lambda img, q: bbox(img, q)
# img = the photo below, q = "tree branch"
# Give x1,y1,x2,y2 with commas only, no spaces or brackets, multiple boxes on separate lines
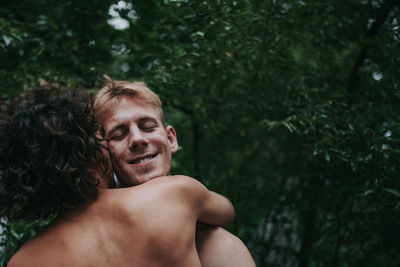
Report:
346,1,398,103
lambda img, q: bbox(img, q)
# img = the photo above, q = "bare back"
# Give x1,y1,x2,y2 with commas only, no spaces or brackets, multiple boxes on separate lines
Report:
8,177,205,267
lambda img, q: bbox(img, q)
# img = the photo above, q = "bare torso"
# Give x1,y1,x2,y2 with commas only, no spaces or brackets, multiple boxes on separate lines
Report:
8,177,201,267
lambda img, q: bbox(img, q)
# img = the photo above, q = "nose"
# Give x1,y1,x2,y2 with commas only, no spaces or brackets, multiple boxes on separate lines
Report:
128,126,148,150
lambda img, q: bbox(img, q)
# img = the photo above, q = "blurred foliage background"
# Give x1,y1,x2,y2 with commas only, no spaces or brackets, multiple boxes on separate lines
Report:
1,0,400,266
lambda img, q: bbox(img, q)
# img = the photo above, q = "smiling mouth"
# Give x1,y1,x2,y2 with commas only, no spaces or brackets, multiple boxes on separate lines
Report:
130,155,157,164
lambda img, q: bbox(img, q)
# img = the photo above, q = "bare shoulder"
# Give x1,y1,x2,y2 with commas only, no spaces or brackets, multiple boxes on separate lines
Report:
7,239,45,267
142,175,201,187
141,175,207,204
7,253,30,267
147,175,206,194
110,176,205,215
120,175,204,200
7,254,19,267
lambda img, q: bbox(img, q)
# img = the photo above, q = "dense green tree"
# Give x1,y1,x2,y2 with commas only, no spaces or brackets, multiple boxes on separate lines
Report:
0,0,116,95
1,1,400,266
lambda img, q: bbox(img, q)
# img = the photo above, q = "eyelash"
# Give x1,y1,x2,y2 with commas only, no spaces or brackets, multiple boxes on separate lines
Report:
110,124,156,140
111,133,125,140
141,125,156,131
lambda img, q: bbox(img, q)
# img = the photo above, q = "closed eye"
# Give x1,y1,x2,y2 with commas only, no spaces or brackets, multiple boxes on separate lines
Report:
114,135,125,141
139,119,159,131
109,128,127,141
110,133,125,141
141,124,157,131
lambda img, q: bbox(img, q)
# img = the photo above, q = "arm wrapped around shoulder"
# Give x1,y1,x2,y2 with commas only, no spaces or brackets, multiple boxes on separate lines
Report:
168,175,235,227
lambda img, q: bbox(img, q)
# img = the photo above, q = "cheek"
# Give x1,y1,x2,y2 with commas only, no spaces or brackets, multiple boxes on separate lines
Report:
162,152,172,165
109,143,124,157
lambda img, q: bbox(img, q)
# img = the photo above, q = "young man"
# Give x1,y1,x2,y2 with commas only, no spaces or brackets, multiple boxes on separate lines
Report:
1,89,234,266
94,79,256,267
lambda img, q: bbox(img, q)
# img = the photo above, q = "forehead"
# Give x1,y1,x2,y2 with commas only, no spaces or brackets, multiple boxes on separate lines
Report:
98,97,162,130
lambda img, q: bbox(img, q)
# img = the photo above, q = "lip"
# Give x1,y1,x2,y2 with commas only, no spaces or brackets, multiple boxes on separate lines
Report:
128,153,157,166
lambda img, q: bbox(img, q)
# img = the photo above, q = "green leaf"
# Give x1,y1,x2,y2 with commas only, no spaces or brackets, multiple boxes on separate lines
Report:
383,188,400,198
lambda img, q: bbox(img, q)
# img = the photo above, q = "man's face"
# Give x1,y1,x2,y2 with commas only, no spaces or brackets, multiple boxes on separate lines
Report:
98,96,178,186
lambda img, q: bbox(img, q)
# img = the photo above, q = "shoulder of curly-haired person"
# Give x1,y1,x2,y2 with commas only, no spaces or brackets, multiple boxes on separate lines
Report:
0,87,107,220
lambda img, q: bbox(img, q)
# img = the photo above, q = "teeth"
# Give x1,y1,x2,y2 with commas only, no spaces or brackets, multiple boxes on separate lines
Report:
132,156,154,164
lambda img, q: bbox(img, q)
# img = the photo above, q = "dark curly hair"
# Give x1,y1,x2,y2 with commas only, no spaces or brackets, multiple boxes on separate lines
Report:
0,86,109,220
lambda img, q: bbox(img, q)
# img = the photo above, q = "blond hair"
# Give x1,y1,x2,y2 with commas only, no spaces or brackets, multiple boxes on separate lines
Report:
94,76,166,127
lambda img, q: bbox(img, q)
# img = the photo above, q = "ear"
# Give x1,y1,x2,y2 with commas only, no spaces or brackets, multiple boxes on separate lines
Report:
166,125,178,154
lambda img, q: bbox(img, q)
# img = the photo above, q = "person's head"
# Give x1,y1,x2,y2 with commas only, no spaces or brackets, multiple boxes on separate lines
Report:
0,87,111,220
94,78,178,187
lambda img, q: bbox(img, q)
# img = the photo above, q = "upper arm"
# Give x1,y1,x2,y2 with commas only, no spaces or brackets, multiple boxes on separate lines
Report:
167,175,235,227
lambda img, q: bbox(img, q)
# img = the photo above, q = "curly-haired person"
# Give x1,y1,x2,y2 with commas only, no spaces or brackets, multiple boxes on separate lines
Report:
1,88,234,267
